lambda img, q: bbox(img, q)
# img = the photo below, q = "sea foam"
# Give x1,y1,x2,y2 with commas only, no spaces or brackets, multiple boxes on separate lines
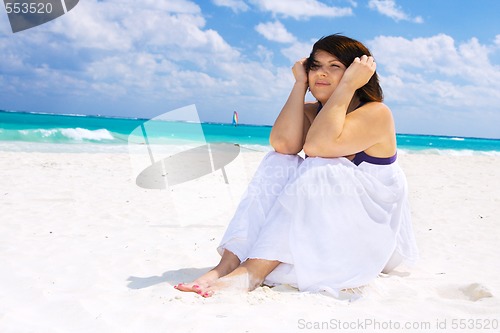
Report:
59,128,114,141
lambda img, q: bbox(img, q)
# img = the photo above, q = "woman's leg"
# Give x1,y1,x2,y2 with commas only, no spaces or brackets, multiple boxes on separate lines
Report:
175,152,302,295
217,151,302,260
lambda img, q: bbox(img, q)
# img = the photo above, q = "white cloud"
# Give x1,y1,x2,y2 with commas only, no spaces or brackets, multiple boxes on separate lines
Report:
368,0,423,23
1,0,240,81
56,1,239,62
370,34,498,85
281,40,315,63
369,34,500,137
212,0,250,12
255,21,296,43
49,0,205,50
348,0,358,7
495,34,500,47
250,0,353,20
255,45,274,64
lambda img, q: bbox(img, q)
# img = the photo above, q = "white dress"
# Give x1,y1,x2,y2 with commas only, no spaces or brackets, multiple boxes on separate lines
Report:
217,151,418,296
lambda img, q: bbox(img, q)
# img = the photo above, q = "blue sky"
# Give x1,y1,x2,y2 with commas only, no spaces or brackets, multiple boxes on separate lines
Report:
1,0,499,138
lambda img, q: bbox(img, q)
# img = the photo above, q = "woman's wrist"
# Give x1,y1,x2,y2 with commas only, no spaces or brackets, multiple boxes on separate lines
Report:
293,81,309,91
336,79,359,93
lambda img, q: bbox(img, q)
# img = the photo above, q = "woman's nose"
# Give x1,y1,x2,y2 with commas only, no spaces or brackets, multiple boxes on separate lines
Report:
317,66,328,76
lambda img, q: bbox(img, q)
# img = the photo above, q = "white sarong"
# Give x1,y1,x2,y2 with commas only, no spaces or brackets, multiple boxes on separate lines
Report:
217,151,418,296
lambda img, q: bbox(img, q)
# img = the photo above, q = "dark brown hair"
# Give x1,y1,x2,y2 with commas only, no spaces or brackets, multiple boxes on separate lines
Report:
307,34,383,103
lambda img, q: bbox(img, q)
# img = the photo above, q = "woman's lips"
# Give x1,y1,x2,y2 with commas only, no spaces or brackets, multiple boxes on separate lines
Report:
315,81,330,86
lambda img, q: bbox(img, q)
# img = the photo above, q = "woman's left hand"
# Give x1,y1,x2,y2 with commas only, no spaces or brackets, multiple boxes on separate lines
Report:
341,55,376,90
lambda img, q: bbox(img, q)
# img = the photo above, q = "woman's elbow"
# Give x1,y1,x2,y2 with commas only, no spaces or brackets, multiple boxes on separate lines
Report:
302,140,320,157
270,137,301,155
303,138,336,157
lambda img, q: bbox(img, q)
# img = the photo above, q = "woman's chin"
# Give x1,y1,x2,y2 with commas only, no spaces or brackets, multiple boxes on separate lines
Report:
310,91,331,104
311,95,329,105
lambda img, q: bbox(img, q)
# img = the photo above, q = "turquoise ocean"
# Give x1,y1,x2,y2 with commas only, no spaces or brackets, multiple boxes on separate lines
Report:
1,109,499,155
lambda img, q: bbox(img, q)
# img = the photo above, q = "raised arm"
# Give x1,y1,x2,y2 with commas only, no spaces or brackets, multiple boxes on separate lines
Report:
270,58,312,154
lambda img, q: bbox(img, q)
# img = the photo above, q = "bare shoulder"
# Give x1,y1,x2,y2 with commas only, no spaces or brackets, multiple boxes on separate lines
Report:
355,102,397,155
350,102,394,127
357,101,392,116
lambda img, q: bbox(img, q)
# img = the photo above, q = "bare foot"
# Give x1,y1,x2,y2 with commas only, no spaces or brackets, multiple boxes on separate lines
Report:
174,269,220,296
195,259,280,298
173,250,240,296
199,270,256,298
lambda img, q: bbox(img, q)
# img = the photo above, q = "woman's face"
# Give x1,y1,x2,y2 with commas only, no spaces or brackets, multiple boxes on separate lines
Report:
307,50,347,104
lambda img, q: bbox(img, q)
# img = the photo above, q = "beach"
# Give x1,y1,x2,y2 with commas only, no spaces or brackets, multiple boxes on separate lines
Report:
1,146,499,333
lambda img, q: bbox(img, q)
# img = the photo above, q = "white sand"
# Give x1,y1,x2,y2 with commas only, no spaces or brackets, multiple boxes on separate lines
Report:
1,147,499,332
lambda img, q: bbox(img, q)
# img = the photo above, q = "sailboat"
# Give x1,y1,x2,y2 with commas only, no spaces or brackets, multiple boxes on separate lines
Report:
232,111,238,126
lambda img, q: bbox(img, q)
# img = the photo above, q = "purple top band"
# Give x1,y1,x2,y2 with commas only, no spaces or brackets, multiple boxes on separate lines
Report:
352,151,397,166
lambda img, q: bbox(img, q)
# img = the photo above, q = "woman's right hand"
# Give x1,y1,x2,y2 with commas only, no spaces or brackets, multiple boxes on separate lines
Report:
292,58,308,85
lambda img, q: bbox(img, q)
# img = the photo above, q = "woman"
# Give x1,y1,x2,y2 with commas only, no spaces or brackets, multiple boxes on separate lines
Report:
175,34,418,298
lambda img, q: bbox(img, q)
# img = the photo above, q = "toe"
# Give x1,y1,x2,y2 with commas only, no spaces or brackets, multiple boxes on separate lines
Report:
174,283,197,292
